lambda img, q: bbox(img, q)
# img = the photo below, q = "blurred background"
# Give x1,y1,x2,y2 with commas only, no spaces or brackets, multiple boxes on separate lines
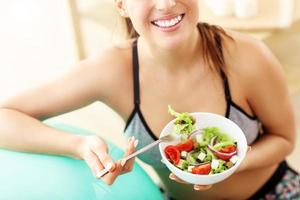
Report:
0,0,299,183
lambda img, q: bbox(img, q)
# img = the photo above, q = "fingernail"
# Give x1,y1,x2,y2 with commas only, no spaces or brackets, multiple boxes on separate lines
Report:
133,139,139,148
96,171,101,178
194,185,200,190
169,174,175,180
96,169,105,178
132,136,135,141
127,136,133,142
121,159,126,167
105,162,113,171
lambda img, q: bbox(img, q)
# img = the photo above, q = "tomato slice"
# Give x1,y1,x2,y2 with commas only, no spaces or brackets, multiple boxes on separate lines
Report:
191,163,211,175
220,145,237,153
175,139,194,152
164,145,180,164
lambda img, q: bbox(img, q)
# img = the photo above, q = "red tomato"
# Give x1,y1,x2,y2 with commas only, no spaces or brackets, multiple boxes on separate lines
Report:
175,139,194,152
220,145,237,153
164,145,180,164
191,163,211,175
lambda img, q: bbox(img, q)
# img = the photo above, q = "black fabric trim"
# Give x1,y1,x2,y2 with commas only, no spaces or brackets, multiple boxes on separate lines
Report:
221,71,232,119
219,69,232,103
230,101,257,120
287,165,299,175
248,160,288,200
127,36,257,142
129,39,158,141
136,107,159,141
123,39,140,133
225,99,231,118
132,39,140,105
124,105,138,132
123,105,159,141
219,67,257,121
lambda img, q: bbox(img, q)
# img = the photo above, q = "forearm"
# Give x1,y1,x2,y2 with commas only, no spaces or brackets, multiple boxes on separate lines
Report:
0,108,82,158
239,133,294,172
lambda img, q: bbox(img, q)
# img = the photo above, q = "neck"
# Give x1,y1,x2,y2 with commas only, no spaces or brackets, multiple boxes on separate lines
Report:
138,28,202,72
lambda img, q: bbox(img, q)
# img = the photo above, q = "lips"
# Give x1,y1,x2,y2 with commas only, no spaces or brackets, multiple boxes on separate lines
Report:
151,14,185,29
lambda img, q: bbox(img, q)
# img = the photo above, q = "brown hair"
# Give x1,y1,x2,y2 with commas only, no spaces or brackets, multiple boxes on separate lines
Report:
122,18,232,74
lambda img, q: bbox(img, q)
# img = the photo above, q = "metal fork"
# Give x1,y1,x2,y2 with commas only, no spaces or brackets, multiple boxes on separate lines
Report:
96,133,178,178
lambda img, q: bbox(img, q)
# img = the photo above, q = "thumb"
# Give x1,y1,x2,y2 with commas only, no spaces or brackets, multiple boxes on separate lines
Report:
121,136,138,172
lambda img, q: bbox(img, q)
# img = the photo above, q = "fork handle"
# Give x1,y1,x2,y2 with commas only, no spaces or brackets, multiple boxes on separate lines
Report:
96,139,162,178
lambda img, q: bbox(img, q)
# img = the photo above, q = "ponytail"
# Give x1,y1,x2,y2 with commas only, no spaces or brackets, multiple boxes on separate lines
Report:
124,18,139,39
197,22,233,74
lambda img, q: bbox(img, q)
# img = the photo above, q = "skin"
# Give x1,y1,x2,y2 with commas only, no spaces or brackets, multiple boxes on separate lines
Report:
0,0,296,199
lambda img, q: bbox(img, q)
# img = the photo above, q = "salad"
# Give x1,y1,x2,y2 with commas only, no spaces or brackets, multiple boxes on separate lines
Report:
164,106,239,175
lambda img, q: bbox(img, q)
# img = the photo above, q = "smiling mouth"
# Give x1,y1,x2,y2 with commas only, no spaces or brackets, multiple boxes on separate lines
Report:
151,14,185,29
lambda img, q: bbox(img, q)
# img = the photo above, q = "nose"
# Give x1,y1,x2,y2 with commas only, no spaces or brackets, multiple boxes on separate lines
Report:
155,0,176,11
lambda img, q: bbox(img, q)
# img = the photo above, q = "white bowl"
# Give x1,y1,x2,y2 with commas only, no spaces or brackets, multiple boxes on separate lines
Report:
158,112,247,185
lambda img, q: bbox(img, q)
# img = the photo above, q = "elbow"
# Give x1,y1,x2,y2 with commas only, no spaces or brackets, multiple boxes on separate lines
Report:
285,133,296,156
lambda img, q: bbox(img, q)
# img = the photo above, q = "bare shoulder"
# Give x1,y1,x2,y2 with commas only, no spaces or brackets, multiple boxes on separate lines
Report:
86,40,134,93
88,40,133,78
222,30,294,129
223,30,295,144
222,29,285,91
0,40,135,120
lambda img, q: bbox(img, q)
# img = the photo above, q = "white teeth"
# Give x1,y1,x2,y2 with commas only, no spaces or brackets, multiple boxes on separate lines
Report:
153,14,183,28
177,15,182,21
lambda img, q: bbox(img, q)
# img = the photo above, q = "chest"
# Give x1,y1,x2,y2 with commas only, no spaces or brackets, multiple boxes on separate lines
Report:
115,61,252,139
137,73,228,138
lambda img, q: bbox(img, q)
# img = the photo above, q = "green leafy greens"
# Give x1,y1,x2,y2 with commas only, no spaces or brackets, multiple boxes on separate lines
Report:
168,105,196,135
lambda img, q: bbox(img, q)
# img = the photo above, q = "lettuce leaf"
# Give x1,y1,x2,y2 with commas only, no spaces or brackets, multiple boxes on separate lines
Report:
168,105,195,135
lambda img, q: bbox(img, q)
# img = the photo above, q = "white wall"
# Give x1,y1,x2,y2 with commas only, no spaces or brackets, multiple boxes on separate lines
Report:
0,0,77,99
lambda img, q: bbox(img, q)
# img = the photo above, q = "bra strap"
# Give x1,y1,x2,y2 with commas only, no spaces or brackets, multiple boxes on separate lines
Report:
214,32,232,103
220,69,232,102
132,39,140,105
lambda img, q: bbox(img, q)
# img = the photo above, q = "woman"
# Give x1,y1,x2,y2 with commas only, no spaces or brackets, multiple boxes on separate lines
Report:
0,0,298,199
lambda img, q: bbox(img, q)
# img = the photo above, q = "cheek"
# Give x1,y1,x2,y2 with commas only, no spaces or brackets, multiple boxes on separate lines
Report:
129,15,148,35
185,0,200,22
127,10,150,34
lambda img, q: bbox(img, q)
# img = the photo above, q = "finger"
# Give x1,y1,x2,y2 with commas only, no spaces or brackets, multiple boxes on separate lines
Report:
194,184,213,191
84,151,104,177
169,173,189,184
247,146,252,152
101,162,124,185
120,136,136,167
93,148,116,173
121,137,138,173
100,137,137,184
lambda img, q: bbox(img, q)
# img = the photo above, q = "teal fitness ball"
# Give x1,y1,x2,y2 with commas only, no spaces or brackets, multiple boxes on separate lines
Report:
0,123,164,200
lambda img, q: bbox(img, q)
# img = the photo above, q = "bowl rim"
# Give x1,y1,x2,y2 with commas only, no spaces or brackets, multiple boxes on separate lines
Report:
158,112,248,178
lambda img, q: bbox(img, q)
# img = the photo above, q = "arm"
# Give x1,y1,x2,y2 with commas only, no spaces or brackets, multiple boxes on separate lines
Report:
236,38,296,172
0,45,137,184
0,108,82,158
0,53,106,155
169,34,296,190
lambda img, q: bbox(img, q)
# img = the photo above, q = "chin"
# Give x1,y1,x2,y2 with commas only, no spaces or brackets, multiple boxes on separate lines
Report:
156,40,185,50
153,32,192,50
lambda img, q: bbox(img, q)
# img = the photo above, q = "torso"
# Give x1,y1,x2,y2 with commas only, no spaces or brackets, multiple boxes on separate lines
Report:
96,33,279,200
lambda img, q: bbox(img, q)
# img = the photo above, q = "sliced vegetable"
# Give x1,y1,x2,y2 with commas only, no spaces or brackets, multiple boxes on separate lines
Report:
208,144,237,161
191,163,211,175
165,145,180,164
220,145,237,154
175,139,194,152
176,159,189,170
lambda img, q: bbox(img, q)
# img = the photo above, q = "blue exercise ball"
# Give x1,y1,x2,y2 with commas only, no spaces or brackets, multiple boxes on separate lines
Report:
0,123,164,200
